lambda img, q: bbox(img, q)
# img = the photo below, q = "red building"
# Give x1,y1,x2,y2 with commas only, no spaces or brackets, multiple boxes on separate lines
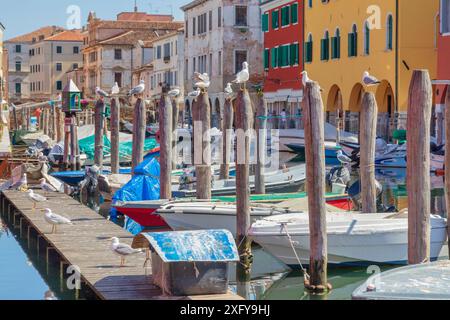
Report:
260,0,303,128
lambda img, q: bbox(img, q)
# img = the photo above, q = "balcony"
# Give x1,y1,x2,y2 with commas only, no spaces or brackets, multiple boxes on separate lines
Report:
163,56,171,63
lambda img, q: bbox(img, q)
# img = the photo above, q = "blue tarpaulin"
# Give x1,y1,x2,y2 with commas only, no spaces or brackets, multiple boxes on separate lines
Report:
110,157,161,235
141,230,239,262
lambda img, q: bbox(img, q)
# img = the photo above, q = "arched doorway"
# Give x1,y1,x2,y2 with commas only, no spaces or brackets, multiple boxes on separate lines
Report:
376,80,395,140
326,85,344,127
347,83,365,133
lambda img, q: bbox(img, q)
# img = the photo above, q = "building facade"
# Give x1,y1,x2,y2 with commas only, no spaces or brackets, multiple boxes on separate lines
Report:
0,22,6,105
4,26,65,103
27,30,84,101
182,0,264,128
260,0,303,129
437,0,450,111
304,0,438,139
82,11,182,97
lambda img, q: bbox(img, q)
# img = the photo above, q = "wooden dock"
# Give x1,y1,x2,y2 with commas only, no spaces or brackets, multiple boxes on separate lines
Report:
0,190,242,300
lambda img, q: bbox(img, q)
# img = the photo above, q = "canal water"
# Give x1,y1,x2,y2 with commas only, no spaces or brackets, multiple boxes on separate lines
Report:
0,163,447,300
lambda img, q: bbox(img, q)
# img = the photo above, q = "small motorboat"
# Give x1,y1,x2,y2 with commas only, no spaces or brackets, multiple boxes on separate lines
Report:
352,260,450,300
249,211,447,266
285,143,341,165
51,167,132,186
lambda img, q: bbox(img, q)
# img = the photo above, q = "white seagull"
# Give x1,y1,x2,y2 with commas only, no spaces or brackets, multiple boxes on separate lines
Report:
301,71,323,92
194,72,210,89
42,208,72,234
188,88,201,99
95,86,109,98
224,82,233,99
27,189,47,210
168,88,181,97
111,82,120,95
232,62,250,89
362,71,381,86
110,237,143,267
13,173,28,191
128,80,146,96
37,152,48,163
39,178,57,194
336,150,353,165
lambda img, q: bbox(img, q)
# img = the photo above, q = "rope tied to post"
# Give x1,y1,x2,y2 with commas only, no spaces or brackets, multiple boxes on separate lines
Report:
280,222,310,282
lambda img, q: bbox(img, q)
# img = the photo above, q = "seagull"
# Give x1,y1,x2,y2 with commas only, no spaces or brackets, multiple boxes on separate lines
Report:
27,189,47,210
110,237,143,267
111,82,120,95
168,88,181,97
194,72,210,89
95,86,109,98
44,290,57,300
362,71,381,86
224,82,233,99
39,178,57,194
336,150,353,165
13,173,28,191
301,71,323,92
232,62,250,89
128,80,146,96
42,208,72,234
37,152,48,163
188,88,201,99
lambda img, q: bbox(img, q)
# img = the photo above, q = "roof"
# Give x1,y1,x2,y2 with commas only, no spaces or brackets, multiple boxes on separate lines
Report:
63,79,81,92
44,29,84,42
152,29,183,43
117,12,174,22
181,0,209,12
6,26,64,43
98,30,160,46
137,230,239,262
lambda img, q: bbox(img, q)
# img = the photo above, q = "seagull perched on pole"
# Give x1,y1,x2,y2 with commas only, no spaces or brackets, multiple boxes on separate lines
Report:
224,82,233,99
188,88,201,100
232,61,249,90
301,71,323,92
168,87,181,97
42,208,72,234
27,189,47,210
128,80,146,97
111,82,120,95
336,150,353,165
362,71,381,86
110,237,144,267
95,86,109,99
39,178,57,194
193,72,210,90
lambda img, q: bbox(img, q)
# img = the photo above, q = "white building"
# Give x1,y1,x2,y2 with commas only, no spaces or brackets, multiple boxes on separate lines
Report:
0,22,5,105
181,0,263,128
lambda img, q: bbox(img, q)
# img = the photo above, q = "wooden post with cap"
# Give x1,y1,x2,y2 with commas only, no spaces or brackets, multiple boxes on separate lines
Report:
220,97,234,180
159,85,173,199
110,97,120,174
94,99,105,170
255,92,267,194
131,97,146,173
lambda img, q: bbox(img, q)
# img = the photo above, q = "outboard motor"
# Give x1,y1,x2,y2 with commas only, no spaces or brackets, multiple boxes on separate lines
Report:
347,179,395,212
326,166,351,189
79,165,100,195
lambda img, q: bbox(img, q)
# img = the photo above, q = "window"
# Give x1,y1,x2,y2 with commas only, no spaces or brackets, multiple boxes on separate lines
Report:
308,0,312,8
157,46,161,59
193,57,196,75
56,63,62,71
348,25,358,57
193,17,196,36
72,63,78,70
387,14,394,50
291,3,298,24
218,51,222,75
364,21,370,55
56,46,62,54
197,13,207,34
163,43,170,60
209,10,213,31
441,0,450,33
321,31,330,61
115,73,122,87
304,34,313,63
185,21,189,38
15,61,21,72
331,28,341,59
89,51,97,62
278,45,289,67
73,46,79,54
15,45,21,53
262,13,269,32
209,53,213,76
235,50,247,73
281,6,290,27
271,47,278,68
114,49,122,60
218,7,222,27
272,10,279,29
185,59,189,80
235,6,248,27
290,43,299,65
264,48,269,69
15,83,21,94
56,81,62,91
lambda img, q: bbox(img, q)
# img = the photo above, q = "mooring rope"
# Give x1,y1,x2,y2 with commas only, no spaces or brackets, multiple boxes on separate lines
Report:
280,222,310,281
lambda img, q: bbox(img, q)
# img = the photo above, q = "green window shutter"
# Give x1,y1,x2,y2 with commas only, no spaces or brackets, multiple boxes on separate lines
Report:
278,46,282,66
271,47,278,68
348,33,355,57
291,3,298,24
264,49,269,69
262,14,269,32
321,39,329,61
337,36,341,58
304,41,313,63
290,43,298,65
281,6,290,26
331,37,336,59
272,10,279,29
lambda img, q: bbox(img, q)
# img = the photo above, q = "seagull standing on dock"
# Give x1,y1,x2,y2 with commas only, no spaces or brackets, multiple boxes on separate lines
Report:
362,71,381,86
110,237,143,267
39,178,57,194
27,189,47,210
95,86,109,99
42,208,72,234
193,72,210,90
336,150,353,165
111,82,120,95
232,62,249,90
128,80,146,97
13,173,28,191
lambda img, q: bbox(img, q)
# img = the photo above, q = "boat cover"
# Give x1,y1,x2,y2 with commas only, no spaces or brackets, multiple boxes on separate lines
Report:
110,157,161,234
140,229,239,262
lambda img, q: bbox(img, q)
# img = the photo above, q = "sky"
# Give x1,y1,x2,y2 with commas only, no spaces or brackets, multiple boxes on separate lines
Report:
0,0,186,40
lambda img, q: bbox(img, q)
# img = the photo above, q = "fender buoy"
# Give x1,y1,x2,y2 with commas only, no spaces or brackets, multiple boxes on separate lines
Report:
155,130,161,143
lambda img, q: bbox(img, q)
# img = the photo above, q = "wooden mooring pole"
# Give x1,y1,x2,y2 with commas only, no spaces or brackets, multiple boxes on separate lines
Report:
62,115,70,169
220,98,234,180
171,98,179,170
160,88,173,199
131,98,146,173
193,91,212,199
255,93,267,194
235,89,254,296
110,98,120,174
407,70,432,264
360,92,378,213
303,81,329,292
443,83,450,258
94,100,105,170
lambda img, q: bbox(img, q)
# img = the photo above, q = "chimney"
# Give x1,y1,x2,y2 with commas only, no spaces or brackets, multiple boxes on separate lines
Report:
134,0,138,12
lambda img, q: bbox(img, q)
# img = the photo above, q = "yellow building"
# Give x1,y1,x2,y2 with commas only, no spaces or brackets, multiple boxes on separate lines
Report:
304,0,438,137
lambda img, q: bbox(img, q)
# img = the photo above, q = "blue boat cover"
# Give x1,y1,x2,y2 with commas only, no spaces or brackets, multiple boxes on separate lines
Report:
141,229,239,262
110,157,161,235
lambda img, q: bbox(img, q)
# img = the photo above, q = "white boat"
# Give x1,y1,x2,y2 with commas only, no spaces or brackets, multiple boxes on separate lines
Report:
249,212,447,266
